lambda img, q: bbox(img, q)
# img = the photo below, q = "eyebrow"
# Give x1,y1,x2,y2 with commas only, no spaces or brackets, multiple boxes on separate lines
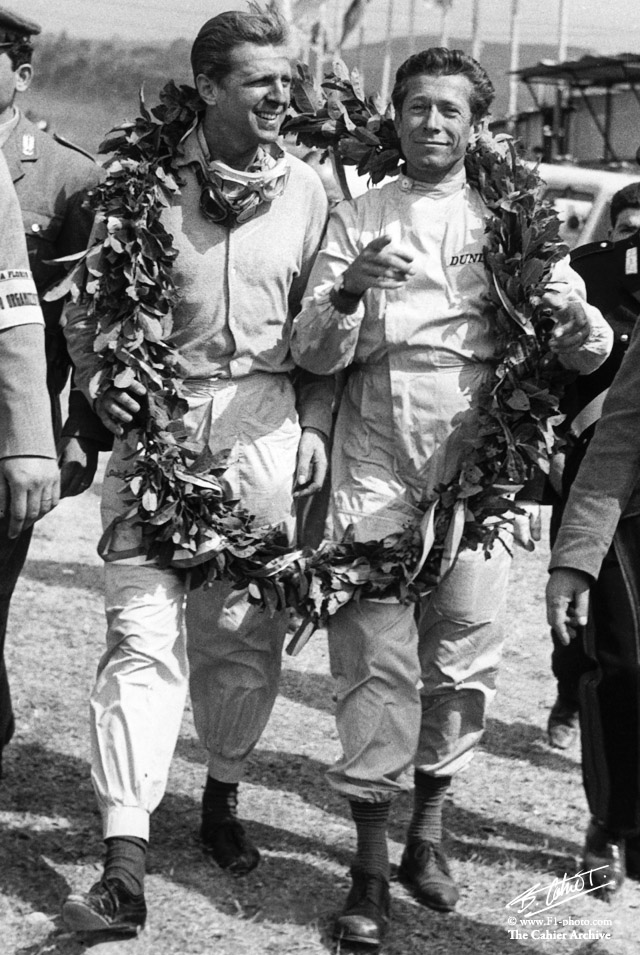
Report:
407,95,465,108
239,68,292,83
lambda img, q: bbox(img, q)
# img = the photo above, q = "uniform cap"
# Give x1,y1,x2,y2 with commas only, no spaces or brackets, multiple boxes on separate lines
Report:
0,6,41,46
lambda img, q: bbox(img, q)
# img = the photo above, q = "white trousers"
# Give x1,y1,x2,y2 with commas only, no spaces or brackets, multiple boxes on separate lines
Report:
92,375,299,840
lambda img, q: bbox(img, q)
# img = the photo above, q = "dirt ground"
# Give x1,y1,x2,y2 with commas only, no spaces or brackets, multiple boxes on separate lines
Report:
1,460,639,955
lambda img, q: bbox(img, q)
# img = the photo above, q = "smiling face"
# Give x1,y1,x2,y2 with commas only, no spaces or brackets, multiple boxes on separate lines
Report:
395,73,480,184
197,42,291,169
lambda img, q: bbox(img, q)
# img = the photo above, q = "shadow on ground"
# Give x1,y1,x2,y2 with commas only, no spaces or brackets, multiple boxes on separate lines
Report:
3,741,576,955
19,560,103,593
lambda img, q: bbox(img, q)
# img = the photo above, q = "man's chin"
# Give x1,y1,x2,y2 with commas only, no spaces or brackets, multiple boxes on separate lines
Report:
408,156,463,180
254,129,282,147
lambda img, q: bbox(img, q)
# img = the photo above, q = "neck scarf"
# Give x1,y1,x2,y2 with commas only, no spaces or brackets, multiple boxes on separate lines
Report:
194,125,290,226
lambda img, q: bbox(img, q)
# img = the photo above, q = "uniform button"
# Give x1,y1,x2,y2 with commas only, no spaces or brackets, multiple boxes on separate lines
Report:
621,334,630,343
31,223,41,232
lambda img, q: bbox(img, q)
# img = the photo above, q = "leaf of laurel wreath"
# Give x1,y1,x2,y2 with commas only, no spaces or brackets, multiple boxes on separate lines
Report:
47,65,571,651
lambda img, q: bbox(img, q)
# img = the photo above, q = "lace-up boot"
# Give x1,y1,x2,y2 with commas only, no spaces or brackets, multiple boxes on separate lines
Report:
62,878,147,935
398,840,459,911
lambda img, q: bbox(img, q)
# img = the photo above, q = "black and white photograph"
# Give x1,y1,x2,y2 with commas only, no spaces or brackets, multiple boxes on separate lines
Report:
1,1,640,952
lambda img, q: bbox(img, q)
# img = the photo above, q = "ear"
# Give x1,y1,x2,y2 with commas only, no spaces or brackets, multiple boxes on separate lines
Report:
195,73,220,107
14,63,32,94
394,106,404,140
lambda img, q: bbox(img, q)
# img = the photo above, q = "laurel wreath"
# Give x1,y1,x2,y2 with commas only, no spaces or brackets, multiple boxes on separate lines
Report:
50,62,570,653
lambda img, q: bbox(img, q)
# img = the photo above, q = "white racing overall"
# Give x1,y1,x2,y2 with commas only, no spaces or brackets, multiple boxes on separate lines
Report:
292,168,611,800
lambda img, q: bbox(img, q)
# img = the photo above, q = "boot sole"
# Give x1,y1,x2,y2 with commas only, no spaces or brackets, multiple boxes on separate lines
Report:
62,899,144,935
333,927,382,947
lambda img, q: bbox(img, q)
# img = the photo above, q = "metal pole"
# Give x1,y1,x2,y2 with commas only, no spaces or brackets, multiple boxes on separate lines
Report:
439,2,450,47
408,0,418,56
471,0,482,62
604,85,613,163
557,0,569,62
380,0,396,105
554,0,569,157
507,0,521,129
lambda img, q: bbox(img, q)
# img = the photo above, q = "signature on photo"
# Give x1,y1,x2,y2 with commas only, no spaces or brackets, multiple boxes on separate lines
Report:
506,867,611,917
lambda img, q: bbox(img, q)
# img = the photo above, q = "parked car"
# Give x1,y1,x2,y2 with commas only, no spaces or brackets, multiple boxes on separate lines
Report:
537,163,640,249
326,156,640,252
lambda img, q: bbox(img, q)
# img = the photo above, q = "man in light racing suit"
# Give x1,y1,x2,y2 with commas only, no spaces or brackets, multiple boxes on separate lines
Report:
60,7,330,937
292,47,612,945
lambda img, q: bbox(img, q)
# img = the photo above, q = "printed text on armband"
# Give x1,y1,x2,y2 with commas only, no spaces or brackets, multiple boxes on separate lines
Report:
0,271,42,329
0,269,31,281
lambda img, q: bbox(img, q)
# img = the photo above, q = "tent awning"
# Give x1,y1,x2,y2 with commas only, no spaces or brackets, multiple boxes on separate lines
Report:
515,54,640,88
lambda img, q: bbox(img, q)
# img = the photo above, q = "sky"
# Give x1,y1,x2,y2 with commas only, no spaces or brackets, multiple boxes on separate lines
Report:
19,0,640,55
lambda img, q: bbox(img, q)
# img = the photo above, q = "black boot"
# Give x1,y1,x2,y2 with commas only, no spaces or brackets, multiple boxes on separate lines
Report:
333,865,390,947
583,818,626,896
201,777,260,875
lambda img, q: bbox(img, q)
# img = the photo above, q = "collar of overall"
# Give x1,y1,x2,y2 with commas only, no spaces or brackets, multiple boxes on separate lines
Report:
193,125,290,226
49,78,570,644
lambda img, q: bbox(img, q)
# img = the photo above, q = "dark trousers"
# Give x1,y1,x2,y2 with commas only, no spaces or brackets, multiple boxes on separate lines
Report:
0,516,33,751
579,516,640,834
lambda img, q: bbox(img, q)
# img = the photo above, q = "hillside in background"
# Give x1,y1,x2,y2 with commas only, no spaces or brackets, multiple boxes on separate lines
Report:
26,32,585,155
350,35,586,118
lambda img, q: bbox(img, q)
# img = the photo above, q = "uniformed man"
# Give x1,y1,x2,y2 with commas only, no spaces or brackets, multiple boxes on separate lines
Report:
0,6,109,776
546,181,640,895
0,148,59,775
546,185,640,751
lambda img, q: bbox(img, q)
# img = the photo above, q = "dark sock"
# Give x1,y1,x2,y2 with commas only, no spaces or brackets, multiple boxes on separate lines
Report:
406,771,451,846
349,799,391,880
104,836,147,897
202,776,239,827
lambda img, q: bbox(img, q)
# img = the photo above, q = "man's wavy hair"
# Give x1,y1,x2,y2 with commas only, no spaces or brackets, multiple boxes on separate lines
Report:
191,2,289,84
391,48,495,122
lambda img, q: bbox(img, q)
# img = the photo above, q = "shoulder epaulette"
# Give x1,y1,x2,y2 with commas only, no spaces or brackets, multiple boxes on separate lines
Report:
570,239,612,264
52,132,96,163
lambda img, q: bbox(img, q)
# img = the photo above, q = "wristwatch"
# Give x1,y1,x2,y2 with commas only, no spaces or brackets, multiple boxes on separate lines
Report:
329,273,364,314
